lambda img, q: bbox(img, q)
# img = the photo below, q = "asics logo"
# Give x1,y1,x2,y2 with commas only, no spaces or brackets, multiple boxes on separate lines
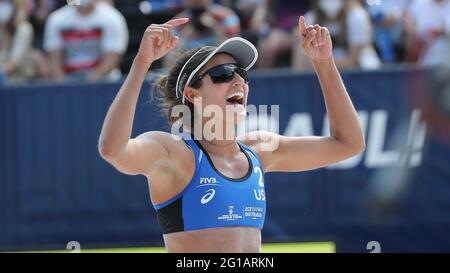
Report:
200,189,216,204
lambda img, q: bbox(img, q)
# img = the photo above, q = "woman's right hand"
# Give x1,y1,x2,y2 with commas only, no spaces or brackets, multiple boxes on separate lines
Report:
137,18,190,64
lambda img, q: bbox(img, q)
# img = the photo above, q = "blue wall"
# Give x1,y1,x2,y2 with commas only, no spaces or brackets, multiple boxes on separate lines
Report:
1,68,450,252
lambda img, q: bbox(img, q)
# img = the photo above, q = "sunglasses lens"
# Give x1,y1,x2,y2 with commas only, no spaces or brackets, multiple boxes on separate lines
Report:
206,64,248,84
208,64,236,83
235,67,248,83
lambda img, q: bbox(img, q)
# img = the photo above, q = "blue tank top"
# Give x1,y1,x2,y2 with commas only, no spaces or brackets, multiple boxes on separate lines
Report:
153,133,266,234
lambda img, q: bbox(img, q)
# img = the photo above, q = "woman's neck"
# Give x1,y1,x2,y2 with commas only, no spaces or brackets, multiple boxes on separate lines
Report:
187,120,242,157
198,138,241,159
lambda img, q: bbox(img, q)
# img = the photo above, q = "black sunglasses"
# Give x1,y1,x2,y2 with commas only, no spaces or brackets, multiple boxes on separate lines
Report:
189,63,249,88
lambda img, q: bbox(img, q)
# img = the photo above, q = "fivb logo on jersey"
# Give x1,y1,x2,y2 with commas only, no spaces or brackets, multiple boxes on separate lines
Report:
200,177,218,184
198,177,219,187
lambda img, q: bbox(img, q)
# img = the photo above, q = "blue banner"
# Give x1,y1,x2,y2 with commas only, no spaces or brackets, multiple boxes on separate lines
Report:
1,68,449,252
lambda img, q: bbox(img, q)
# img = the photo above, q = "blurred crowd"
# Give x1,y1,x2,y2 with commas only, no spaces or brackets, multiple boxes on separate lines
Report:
0,0,449,85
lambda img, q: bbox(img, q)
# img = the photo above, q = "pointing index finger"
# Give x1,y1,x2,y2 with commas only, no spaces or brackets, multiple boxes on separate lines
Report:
299,16,308,36
166,17,190,27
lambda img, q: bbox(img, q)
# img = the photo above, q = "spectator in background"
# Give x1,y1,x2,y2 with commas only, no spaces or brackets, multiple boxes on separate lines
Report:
366,0,411,63
25,0,55,24
21,0,57,50
217,0,264,46
163,0,240,67
251,0,309,68
293,0,381,71
0,0,36,83
43,0,128,82
404,0,450,67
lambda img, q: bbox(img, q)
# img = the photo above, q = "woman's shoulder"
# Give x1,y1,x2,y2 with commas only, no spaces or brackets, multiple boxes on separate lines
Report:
238,131,280,155
138,131,193,157
238,131,279,173
138,131,186,148
137,131,195,176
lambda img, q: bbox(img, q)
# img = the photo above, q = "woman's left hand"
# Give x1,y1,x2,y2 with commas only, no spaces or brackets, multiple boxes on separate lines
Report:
298,16,333,61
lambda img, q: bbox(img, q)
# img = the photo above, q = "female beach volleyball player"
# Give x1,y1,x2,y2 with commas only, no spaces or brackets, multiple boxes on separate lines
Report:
98,16,365,253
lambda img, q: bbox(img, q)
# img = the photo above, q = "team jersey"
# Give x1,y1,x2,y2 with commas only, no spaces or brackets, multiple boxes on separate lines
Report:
154,133,266,234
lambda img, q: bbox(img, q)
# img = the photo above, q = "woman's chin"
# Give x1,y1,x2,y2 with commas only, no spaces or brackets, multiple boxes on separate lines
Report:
235,110,247,124
228,104,246,124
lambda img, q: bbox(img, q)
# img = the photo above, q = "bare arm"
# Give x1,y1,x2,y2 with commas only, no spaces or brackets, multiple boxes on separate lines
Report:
266,59,364,172
4,22,33,75
98,18,189,176
245,17,365,173
48,49,65,81
89,52,122,81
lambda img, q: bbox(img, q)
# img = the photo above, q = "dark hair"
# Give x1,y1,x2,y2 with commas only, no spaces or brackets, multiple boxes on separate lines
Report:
155,48,202,129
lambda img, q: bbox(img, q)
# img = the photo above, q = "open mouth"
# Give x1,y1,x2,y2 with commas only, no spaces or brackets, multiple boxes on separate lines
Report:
226,92,244,105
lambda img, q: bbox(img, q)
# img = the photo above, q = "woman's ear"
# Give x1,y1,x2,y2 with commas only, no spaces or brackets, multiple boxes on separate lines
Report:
184,87,201,104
